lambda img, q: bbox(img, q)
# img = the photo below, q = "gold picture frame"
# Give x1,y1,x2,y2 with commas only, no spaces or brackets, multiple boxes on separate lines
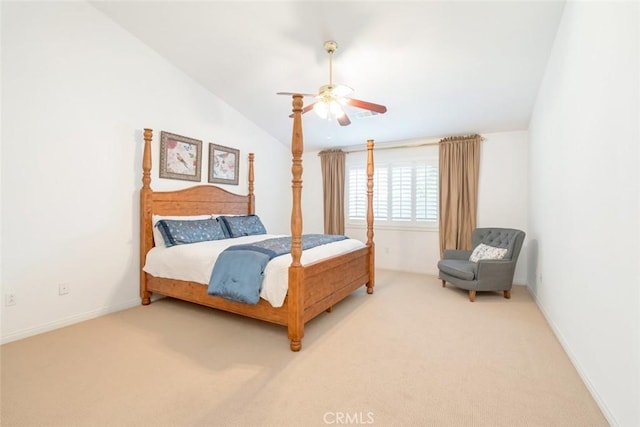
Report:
159,131,202,182
208,143,239,185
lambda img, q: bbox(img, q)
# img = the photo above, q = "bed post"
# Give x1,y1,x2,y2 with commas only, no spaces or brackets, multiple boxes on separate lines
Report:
140,128,154,305
366,139,375,294
288,94,304,352
248,152,255,215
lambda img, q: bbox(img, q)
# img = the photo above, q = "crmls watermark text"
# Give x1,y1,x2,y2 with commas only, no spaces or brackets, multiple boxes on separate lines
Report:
323,411,375,425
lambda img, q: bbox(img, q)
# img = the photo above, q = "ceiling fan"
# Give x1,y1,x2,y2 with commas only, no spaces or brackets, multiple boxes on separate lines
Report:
277,41,387,126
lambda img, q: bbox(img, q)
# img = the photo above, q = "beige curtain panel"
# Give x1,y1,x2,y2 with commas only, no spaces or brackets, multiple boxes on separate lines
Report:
439,134,482,256
319,149,346,235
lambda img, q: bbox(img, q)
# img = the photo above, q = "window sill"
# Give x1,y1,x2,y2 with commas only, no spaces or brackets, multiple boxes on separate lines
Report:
346,222,438,233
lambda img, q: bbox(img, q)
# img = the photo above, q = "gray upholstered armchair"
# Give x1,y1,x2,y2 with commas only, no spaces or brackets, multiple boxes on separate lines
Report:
438,228,525,302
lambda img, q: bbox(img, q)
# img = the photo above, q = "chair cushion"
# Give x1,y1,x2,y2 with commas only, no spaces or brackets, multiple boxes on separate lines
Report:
437,259,476,281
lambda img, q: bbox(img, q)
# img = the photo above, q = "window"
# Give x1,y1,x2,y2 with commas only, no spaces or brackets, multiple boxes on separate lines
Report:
347,145,438,229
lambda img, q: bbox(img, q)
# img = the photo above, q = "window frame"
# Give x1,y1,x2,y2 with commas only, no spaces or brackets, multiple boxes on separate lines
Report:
346,148,439,232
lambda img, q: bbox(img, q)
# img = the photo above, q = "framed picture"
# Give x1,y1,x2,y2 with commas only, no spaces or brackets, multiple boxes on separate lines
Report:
159,131,202,182
208,143,239,185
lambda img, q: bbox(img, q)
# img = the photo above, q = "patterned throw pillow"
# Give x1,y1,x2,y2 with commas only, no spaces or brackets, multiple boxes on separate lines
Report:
156,218,227,247
469,243,508,262
218,215,267,238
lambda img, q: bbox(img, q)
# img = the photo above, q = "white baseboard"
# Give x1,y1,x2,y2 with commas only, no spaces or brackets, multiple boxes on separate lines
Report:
1,298,140,345
526,285,617,427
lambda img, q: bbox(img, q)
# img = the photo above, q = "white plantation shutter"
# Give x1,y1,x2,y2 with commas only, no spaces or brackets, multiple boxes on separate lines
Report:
373,168,388,219
348,168,389,220
346,145,438,228
415,164,439,221
391,165,412,221
348,168,367,219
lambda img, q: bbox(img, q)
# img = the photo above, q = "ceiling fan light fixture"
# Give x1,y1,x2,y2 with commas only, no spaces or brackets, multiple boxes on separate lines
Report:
329,100,346,118
313,99,345,119
313,101,329,119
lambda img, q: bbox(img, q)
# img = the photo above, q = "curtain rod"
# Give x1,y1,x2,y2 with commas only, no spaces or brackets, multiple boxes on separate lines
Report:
341,133,484,153
342,139,439,153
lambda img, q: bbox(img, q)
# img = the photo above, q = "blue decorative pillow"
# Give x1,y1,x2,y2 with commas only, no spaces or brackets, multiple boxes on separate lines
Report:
156,218,227,247
218,215,267,238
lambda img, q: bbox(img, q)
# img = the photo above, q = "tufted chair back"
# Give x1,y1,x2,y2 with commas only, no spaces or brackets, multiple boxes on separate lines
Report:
472,228,525,261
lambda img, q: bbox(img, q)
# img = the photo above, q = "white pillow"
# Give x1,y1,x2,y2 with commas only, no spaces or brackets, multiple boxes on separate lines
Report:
151,214,213,248
469,243,508,262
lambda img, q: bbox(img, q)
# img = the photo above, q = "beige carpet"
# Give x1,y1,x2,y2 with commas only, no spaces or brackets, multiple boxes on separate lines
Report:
1,270,607,426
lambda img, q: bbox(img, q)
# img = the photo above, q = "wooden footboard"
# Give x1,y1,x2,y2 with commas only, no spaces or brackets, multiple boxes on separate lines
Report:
302,246,370,321
144,243,372,350
285,245,372,351
144,242,370,337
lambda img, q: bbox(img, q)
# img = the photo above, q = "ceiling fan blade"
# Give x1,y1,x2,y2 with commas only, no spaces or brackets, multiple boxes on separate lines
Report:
288,102,316,118
277,91,317,97
337,112,351,126
345,98,387,114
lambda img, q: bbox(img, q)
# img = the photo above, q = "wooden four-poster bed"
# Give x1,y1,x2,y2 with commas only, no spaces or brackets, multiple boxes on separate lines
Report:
139,95,375,351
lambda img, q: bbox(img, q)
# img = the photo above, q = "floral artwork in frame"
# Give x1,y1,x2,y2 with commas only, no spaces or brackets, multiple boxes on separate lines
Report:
159,131,202,182
208,143,239,185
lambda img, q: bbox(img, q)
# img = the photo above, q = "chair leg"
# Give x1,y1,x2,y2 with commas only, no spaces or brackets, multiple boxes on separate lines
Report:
441,280,446,287
468,290,476,302
504,290,511,299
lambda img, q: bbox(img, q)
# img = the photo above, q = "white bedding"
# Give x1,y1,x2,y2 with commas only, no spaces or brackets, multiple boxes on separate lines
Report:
143,234,366,308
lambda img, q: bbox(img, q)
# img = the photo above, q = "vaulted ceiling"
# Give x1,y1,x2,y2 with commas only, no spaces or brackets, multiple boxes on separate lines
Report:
92,1,565,151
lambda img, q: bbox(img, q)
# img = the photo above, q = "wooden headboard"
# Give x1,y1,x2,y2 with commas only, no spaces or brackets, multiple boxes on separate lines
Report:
139,128,255,295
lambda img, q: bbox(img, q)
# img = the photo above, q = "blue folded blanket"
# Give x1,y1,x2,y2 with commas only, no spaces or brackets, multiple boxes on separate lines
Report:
208,234,347,304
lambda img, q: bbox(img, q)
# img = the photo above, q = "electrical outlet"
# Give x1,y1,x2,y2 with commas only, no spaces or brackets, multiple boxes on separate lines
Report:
5,292,16,306
58,283,69,296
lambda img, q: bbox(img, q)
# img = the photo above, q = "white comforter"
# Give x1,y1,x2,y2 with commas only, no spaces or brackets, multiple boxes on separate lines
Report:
143,234,366,308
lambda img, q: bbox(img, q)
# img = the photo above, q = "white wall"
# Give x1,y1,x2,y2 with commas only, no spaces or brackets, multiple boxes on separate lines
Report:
300,150,325,235
0,2,291,343
303,130,529,283
528,2,639,426
477,131,529,283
